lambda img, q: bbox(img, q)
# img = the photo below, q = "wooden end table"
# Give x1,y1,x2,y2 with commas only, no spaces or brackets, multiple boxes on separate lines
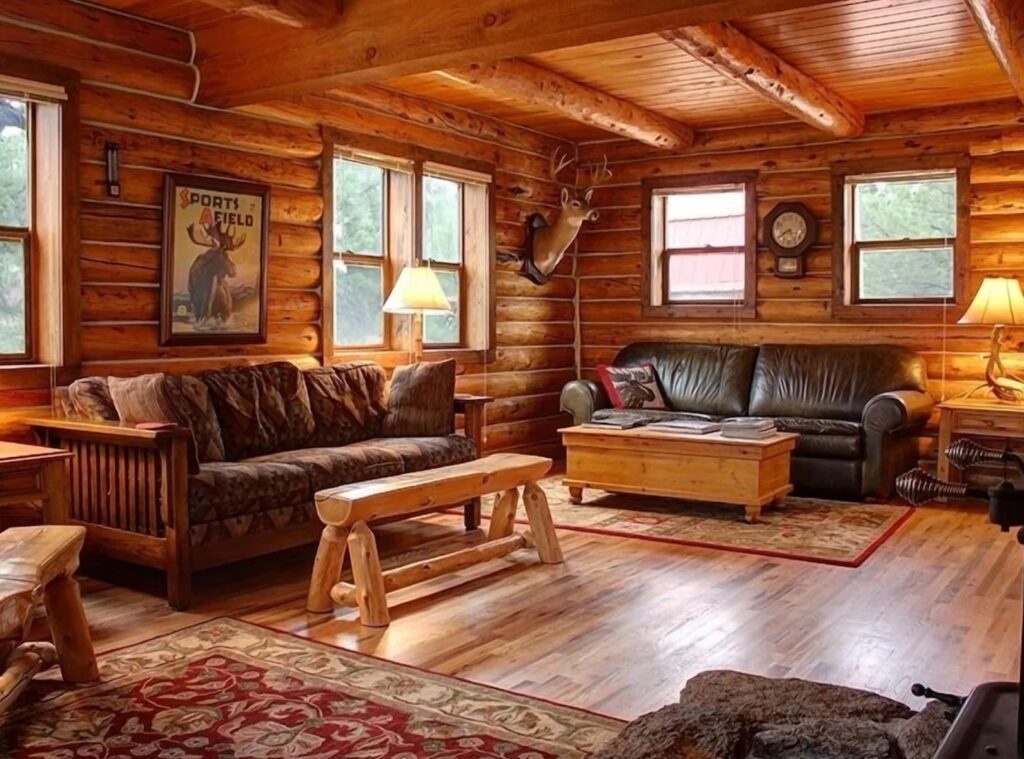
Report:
937,398,1024,482
0,442,73,525
560,425,798,523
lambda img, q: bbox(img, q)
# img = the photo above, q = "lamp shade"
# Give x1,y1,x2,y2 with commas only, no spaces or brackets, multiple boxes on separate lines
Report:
382,265,451,315
959,277,1024,326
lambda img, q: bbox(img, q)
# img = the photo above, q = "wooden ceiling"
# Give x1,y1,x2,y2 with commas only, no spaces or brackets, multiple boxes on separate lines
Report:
84,0,1018,143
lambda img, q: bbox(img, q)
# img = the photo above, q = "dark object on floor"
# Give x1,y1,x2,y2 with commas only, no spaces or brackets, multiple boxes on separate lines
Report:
896,442,1024,758
592,670,955,759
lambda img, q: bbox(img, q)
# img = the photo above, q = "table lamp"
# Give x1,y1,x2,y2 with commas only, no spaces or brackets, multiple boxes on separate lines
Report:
383,264,451,363
958,276,1024,402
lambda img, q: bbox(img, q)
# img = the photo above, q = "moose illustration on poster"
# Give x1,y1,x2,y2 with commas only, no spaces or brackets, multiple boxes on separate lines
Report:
160,174,270,346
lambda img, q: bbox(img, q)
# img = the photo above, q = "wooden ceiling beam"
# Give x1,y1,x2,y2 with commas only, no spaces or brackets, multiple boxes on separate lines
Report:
440,59,694,151
662,22,865,138
964,0,1024,102
194,0,835,107
198,0,339,27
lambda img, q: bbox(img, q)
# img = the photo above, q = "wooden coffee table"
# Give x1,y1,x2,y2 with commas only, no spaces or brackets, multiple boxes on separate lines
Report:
560,425,798,523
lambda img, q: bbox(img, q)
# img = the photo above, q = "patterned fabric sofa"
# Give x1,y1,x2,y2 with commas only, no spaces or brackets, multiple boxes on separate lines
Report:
30,361,491,609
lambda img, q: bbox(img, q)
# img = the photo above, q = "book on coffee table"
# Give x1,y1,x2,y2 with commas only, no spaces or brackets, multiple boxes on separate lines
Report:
582,414,650,430
646,419,722,434
720,417,778,439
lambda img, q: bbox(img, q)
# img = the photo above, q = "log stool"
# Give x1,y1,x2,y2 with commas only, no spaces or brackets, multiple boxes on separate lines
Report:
0,525,98,714
307,453,562,627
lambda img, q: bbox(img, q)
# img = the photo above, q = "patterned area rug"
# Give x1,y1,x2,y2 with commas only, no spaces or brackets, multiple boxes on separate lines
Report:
484,478,914,567
0,618,623,758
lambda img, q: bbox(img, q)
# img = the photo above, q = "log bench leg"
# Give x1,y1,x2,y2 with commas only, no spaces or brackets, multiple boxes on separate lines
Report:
464,498,481,531
487,488,519,540
307,525,349,613
347,521,389,628
43,575,98,684
522,481,563,564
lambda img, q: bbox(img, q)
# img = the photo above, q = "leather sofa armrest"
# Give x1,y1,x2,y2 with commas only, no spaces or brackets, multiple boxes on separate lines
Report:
560,380,610,425
860,390,934,499
862,390,934,434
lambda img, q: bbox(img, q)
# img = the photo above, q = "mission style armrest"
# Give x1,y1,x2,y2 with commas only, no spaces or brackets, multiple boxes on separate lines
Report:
860,390,934,499
454,394,494,455
27,416,194,609
560,380,610,425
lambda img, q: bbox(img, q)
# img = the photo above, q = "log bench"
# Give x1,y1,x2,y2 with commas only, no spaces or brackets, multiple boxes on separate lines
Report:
0,525,98,715
307,453,563,627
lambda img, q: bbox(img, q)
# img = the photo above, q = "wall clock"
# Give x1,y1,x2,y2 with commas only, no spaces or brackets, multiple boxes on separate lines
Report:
763,202,817,278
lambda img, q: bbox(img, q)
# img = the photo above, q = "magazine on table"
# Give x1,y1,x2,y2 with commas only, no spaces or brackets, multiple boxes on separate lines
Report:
646,419,722,434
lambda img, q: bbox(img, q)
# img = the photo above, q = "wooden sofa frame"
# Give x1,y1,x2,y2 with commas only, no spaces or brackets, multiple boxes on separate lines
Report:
28,395,492,610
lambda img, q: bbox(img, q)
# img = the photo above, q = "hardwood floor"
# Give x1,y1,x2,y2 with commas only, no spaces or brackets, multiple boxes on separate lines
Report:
59,495,1021,721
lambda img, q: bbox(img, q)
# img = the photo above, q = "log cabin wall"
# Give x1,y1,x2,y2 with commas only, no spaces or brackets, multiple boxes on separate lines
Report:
575,105,1024,462
0,0,576,459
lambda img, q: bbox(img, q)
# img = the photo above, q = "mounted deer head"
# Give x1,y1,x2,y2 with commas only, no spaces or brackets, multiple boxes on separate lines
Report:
522,148,612,285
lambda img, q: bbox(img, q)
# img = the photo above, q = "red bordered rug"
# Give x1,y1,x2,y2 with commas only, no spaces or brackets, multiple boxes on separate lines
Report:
479,477,914,568
0,618,624,758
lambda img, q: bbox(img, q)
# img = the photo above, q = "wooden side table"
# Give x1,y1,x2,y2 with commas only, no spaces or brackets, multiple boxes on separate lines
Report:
0,442,73,525
937,398,1024,482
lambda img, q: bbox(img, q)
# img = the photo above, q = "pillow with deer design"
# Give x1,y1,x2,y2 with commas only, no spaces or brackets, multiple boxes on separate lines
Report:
597,364,668,410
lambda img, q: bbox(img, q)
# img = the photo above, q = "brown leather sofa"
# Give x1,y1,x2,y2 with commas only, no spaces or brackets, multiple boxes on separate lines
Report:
560,343,933,500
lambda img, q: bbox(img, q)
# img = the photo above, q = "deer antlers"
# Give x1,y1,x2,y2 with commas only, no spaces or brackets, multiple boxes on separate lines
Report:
547,147,612,194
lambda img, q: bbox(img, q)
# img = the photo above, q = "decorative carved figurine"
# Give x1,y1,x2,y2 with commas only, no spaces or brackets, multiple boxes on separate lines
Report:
522,149,612,285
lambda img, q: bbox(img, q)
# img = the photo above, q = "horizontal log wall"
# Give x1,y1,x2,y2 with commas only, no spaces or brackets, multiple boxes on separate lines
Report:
0,0,576,458
577,110,1024,464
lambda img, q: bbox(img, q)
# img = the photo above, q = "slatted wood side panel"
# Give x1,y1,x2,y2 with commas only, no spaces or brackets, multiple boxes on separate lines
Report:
576,125,1024,467
66,438,163,536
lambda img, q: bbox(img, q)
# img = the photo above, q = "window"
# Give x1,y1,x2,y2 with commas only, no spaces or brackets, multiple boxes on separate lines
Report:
422,174,462,347
643,173,756,317
0,95,30,360
833,157,968,318
333,158,389,347
327,132,494,359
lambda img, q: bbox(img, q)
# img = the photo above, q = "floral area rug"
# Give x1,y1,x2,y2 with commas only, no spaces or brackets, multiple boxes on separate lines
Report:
0,618,623,758
483,477,913,567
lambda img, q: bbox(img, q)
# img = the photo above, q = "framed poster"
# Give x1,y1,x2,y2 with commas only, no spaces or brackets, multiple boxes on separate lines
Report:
160,174,270,346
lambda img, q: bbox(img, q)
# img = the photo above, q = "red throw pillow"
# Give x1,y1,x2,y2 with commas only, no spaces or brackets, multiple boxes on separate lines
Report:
597,364,668,410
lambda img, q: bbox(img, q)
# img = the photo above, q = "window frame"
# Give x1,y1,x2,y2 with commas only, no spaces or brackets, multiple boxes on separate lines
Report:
831,155,970,321
322,127,496,365
421,172,465,349
331,156,392,350
0,90,33,362
641,172,758,319
0,58,81,379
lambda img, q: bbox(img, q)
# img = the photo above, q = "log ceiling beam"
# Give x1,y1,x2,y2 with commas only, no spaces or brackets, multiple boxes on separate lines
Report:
964,0,1024,102
198,0,339,28
440,59,694,151
662,22,865,138
194,0,835,107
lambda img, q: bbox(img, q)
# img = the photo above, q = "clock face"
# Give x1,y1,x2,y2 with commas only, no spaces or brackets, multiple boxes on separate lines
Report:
772,211,808,249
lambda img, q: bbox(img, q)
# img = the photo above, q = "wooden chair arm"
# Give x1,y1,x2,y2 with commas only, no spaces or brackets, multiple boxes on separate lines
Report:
454,394,495,411
453,396,492,455
26,417,190,448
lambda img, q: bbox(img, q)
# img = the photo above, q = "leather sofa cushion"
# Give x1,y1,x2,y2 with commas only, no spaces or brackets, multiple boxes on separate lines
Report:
189,461,311,523
244,444,405,492
303,362,387,447
794,433,861,459
202,362,316,460
613,342,757,417
749,344,928,421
